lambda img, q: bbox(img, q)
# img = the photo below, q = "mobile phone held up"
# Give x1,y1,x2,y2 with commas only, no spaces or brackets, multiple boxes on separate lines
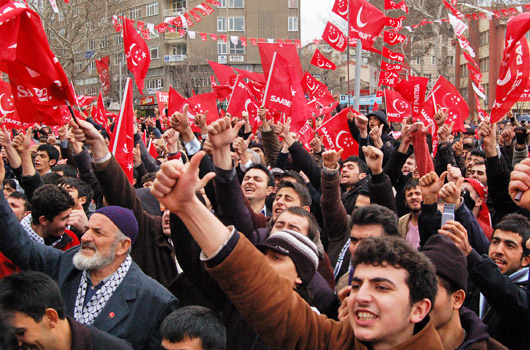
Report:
441,203,455,227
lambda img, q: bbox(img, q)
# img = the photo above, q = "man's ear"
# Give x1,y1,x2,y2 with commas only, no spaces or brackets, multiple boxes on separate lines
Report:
266,186,274,196
452,289,466,310
409,298,431,324
116,238,132,256
49,159,57,167
78,196,87,206
302,206,310,212
45,308,59,329
38,215,49,226
359,173,367,180
521,254,530,268
295,276,303,286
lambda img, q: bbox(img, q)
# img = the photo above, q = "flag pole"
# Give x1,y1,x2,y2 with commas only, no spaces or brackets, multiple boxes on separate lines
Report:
346,0,351,107
262,52,277,107
65,100,79,125
354,41,362,111
112,77,131,155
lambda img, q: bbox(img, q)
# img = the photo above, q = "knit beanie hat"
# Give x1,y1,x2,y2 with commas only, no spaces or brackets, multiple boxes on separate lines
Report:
94,206,138,245
421,234,468,292
257,230,319,286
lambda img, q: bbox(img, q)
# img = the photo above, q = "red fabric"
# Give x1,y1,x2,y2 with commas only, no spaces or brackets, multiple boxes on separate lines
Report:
123,18,151,94
381,60,402,72
226,76,260,128
379,70,399,81
385,16,406,31
316,107,359,158
187,92,220,124
189,10,201,22
394,76,428,120
383,31,406,46
0,2,76,125
168,86,190,116
232,67,266,84
94,92,109,132
95,56,110,95
76,95,95,107
322,21,347,52
310,49,336,70
208,60,235,86
109,79,135,183
201,3,214,14
156,91,169,114
490,12,530,123
348,0,387,47
258,43,303,80
0,252,21,279
200,32,207,41
385,89,410,122
411,128,434,177
0,81,22,127
300,72,323,96
193,6,208,16
464,178,492,240
63,229,81,249
384,0,408,12
147,139,159,159
331,0,348,21
382,46,405,62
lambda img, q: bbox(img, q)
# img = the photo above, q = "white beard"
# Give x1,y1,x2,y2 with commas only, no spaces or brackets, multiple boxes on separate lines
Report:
73,242,115,271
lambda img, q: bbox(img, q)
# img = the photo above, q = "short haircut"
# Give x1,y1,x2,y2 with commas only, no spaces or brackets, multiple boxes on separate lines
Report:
349,204,399,237
494,213,530,257
245,163,274,186
274,206,321,244
160,306,226,350
0,271,66,322
438,276,459,296
352,236,438,306
31,185,75,225
0,311,17,350
41,172,63,185
470,149,486,160
342,156,369,175
57,177,94,212
277,181,311,207
2,179,17,190
8,191,30,212
37,144,60,163
52,164,78,178
280,170,305,185
403,179,420,194
141,172,157,186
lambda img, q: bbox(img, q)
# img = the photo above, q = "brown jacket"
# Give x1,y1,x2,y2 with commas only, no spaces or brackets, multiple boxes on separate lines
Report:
207,233,444,350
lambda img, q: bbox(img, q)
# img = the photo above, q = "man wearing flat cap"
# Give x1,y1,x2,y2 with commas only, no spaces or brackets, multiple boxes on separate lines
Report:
0,194,179,350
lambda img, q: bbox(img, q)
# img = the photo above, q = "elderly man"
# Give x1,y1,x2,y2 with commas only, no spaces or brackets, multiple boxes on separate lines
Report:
0,194,178,349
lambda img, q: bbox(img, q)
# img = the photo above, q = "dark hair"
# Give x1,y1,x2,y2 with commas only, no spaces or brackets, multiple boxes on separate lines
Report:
342,156,369,175
160,306,226,350
280,170,305,185
245,163,274,186
0,311,17,350
37,144,60,163
141,172,157,186
41,172,63,185
276,182,312,207
438,276,459,296
352,236,438,306
57,177,94,212
2,179,17,190
0,271,66,322
31,185,75,225
494,213,530,257
349,204,399,237
8,191,30,212
470,149,486,160
403,179,420,194
52,164,78,178
273,206,321,244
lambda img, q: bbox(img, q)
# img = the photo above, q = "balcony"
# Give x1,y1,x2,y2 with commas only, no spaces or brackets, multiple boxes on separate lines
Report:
164,32,187,43
164,54,188,64
163,8,185,18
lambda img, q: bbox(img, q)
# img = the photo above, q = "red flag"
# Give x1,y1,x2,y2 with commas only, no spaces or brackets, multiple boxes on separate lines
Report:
227,76,261,128
378,77,399,87
232,67,266,84
331,0,348,21
373,101,379,111
249,38,257,46
490,12,530,123
467,63,483,84
0,81,20,125
262,53,311,133
168,86,200,132
384,89,410,122
385,16,406,30
258,43,303,80
94,92,110,134
384,0,408,13
209,33,218,41
200,32,207,41
381,61,402,72
301,72,323,96
201,3,214,14
0,2,76,124
382,47,405,62
475,95,489,121
383,31,406,46
109,78,135,183
394,76,429,120
379,70,399,80
95,56,111,95
147,138,159,159
193,6,208,16
322,21,347,52
420,76,467,132
189,10,201,23
123,18,151,94
156,91,169,116
219,34,227,43
310,49,336,70
76,95,96,107
205,0,221,6
240,37,247,46
463,51,479,71
310,84,336,106
187,92,220,124
208,60,235,85
316,107,359,158
348,0,387,47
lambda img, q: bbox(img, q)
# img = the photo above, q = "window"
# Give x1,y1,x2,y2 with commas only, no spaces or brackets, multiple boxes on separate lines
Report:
87,39,96,51
147,79,164,90
415,56,421,65
217,17,226,31
115,34,123,45
88,60,96,71
480,57,489,72
481,83,489,101
447,56,454,65
228,0,244,8
146,1,158,16
100,36,109,49
150,46,159,59
480,31,489,46
75,61,82,72
129,6,141,19
526,31,530,40
229,42,244,54
171,44,187,55
288,0,298,8
217,0,226,8
461,64,468,77
228,17,244,31
114,52,124,65
218,42,227,54
460,88,468,100
288,17,298,32
431,55,436,65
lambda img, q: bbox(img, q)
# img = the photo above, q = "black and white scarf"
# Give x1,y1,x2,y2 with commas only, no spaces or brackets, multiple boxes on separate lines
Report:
73,256,132,325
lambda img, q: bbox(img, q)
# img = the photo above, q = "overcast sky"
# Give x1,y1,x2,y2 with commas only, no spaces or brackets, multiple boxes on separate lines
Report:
301,0,339,44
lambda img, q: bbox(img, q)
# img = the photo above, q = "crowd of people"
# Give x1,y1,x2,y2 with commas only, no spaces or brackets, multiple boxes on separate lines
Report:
0,103,529,350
